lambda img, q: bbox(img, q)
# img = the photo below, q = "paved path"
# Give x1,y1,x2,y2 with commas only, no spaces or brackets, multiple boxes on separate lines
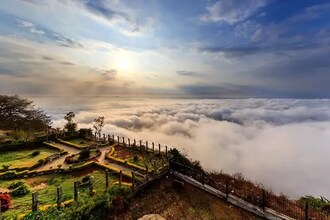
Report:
35,142,140,175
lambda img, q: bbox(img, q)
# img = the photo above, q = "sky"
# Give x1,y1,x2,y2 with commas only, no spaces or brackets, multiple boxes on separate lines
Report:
0,0,330,98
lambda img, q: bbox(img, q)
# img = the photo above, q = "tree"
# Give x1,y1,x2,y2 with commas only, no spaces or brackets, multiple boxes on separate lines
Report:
93,116,105,135
0,95,51,131
64,112,77,133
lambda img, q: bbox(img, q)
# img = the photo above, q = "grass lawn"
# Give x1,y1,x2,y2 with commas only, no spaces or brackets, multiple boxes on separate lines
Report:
0,147,59,169
0,168,120,219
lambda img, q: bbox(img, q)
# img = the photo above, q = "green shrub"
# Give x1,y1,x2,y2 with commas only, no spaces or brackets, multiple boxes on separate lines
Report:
10,184,30,197
31,151,40,156
0,171,17,179
8,180,25,189
79,149,91,160
133,155,138,162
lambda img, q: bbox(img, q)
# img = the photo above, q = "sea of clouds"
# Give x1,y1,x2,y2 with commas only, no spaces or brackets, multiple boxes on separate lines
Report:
40,98,330,199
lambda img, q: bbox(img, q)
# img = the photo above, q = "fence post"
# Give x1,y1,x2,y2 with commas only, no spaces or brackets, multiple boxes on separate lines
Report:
146,165,149,181
226,180,229,201
103,134,106,142
202,171,205,185
108,134,111,143
128,138,130,147
32,192,38,211
152,142,155,153
117,136,120,145
112,134,115,142
119,170,122,187
158,144,161,155
57,187,62,208
262,189,266,211
131,172,135,191
74,181,78,202
98,133,101,141
105,170,109,189
146,141,148,152
122,137,125,146
305,202,309,220
89,178,94,197
134,139,136,148
139,140,142,151
165,146,168,157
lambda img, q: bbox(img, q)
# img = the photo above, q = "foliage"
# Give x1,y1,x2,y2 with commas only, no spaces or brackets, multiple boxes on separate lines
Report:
8,180,25,189
79,149,91,160
31,151,40,156
64,112,77,133
0,95,51,131
0,193,11,212
10,183,31,197
133,155,139,162
1,171,17,179
92,116,105,135
299,195,330,213
78,128,92,138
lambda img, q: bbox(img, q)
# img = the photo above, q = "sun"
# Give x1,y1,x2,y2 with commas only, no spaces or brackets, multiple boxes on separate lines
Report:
114,52,138,73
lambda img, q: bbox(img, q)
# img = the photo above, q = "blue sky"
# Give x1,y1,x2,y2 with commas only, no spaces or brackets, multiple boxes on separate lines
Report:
0,0,330,98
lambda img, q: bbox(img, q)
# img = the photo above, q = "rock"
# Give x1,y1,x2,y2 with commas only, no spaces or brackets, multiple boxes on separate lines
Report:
138,214,166,220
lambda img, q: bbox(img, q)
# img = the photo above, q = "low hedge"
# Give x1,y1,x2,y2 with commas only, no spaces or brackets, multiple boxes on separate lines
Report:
57,139,87,149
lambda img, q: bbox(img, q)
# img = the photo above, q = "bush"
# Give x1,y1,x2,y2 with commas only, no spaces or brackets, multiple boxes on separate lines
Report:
80,141,85,144
0,193,11,212
8,180,25,189
133,155,139,162
31,151,40,156
0,171,17,179
82,175,91,183
10,184,31,197
79,149,91,160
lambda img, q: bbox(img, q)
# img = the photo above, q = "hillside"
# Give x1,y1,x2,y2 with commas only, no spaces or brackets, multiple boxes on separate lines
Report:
115,176,262,220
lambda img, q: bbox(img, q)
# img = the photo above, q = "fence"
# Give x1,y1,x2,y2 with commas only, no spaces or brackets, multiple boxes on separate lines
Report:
170,161,329,220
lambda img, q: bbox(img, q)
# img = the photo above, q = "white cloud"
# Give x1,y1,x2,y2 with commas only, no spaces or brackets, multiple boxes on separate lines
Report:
48,98,330,199
200,0,268,24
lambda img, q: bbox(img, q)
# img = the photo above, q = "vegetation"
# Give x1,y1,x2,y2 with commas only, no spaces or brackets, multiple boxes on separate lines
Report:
93,116,105,136
0,147,58,169
0,169,120,218
10,182,31,197
79,149,91,160
0,95,51,131
64,112,77,133
0,193,12,212
299,196,330,214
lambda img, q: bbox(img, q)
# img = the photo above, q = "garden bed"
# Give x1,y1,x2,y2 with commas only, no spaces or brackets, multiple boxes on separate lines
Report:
107,145,169,173
65,149,101,164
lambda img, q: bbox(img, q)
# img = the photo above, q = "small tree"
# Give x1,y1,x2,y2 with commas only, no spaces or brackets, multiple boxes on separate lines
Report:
64,112,77,133
93,116,105,136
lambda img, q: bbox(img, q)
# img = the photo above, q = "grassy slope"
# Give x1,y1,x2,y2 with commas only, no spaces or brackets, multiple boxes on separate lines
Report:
0,147,59,168
116,177,262,220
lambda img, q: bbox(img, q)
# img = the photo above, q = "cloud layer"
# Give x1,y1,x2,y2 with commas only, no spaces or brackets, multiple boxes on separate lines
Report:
46,97,330,199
